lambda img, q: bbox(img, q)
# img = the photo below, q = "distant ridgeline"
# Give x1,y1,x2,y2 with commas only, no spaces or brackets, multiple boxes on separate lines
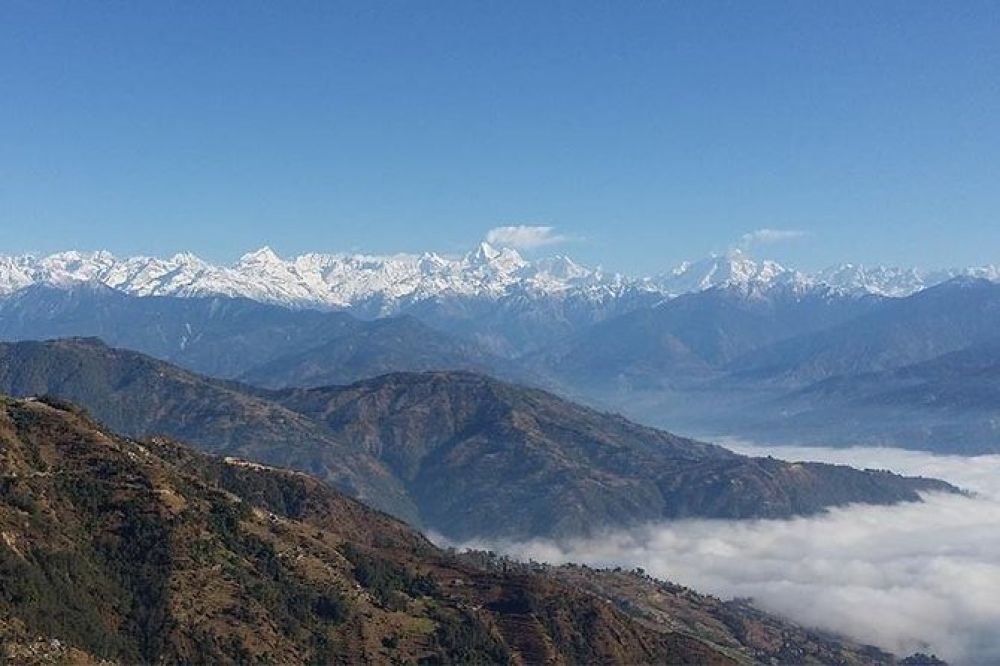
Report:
0,338,956,542
4,266,1000,453
3,245,997,310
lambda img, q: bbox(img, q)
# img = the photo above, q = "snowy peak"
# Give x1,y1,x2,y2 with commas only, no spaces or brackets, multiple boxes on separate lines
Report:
238,246,283,266
655,249,808,296
532,255,590,281
814,264,928,298
469,241,501,263
1,244,997,309
815,263,1000,298
0,244,615,310
463,242,526,273
169,251,208,267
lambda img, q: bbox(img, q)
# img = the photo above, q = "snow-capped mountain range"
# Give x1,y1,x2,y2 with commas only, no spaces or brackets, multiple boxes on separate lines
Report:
1,243,998,311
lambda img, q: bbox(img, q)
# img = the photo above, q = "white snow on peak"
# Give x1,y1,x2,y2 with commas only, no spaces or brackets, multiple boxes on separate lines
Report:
814,264,928,298
815,263,1000,298
653,249,811,296
237,246,285,267
1,244,997,309
470,241,501,263
0,244,619,310
654,251,1000,299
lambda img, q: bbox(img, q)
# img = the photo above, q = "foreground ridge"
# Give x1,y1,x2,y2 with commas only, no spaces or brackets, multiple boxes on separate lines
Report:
0,395,915,665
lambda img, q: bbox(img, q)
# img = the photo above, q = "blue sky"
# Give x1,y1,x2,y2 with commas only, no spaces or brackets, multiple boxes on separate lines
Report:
1,1,998,273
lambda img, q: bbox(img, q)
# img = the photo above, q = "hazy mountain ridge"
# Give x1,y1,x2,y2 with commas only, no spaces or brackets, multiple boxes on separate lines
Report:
5,268,1000,454
731,337,1000,454
0,337,419,521
267,371,956,540
537,282,883,390
0,283,529,386
533,278,1000,455
727,278,1000,385
0,339,955,541
6,245,1000,377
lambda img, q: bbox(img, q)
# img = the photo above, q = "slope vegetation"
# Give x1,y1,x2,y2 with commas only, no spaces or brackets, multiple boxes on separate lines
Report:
0,396,903,665
0,339,956,541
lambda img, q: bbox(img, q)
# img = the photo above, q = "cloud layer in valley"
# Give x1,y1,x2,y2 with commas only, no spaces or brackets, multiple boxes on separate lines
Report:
723,440,1000,500
448,445,1000,664
485,225,569,250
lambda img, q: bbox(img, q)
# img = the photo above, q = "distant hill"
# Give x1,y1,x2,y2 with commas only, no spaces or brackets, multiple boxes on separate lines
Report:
539,278,1000,455
268,371,956,539
6,277,1000,458
6,251,1000,457
0,339,956,541
0,338,958,538
538,284,880,390
0,337,417,522
733,339,1000,454
728,278,1000,386
0,283,523,387
237,313,529,389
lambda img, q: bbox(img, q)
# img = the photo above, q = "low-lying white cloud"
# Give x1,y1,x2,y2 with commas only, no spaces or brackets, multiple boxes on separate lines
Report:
722,440,1000,499
485,225,568,250
448,445,1000,664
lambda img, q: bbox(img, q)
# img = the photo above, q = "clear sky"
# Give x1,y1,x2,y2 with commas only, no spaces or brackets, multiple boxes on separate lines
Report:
2,1,998,274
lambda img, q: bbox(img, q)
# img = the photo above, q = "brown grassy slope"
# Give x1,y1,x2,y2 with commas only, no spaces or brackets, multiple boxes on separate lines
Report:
273,371,957,539
0,396,742,665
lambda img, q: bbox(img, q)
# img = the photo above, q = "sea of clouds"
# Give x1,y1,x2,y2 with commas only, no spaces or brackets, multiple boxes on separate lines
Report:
450,444,1000,664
